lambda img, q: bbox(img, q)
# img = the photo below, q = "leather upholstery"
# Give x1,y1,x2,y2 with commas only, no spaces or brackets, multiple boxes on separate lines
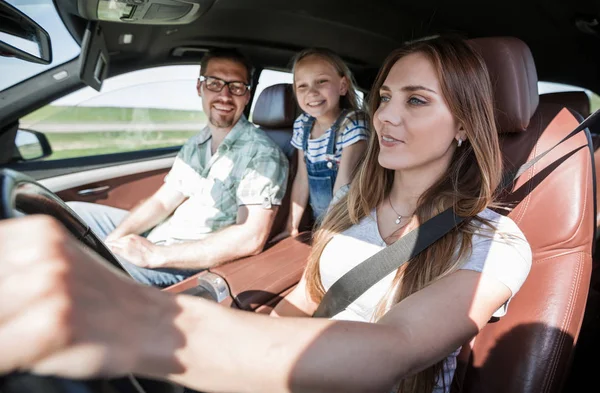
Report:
453,38,595,393
468,37,539,133
211,232,312,310
164,233,312,312
252,83,299,239
540,91,591,118
538,93,600,229
253,83,297,130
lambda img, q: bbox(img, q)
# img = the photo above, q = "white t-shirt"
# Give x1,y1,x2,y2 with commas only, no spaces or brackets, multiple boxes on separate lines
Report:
319,208,532,392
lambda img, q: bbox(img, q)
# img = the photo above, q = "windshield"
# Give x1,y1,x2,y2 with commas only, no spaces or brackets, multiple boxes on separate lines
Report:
0,0,81,91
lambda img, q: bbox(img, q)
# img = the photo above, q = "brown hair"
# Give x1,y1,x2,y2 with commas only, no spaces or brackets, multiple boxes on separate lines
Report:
304,35,503,393
200,48,254,85
291,47,361,111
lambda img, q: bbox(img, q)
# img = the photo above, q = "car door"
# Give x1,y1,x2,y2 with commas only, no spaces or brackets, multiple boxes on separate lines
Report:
7,65,205,210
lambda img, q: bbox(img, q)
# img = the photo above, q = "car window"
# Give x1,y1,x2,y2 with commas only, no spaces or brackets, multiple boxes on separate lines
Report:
249,68,365,121
21,65,205,160
249,69,294,120
539,81,600,112
1,0,81,91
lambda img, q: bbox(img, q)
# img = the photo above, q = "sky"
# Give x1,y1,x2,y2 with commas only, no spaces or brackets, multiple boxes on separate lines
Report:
1,0,81,91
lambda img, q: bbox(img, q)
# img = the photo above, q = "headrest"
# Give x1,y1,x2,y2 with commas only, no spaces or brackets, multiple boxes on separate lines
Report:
539,91,591,118
253,83,297,128
468,37,539,133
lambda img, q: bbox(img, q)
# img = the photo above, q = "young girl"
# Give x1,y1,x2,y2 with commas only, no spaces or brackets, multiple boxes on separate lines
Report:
274,48,370,241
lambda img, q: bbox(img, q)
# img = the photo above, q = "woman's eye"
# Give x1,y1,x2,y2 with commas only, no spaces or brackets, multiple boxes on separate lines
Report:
380,95,391,103
408,97,426,105
318,79,329,84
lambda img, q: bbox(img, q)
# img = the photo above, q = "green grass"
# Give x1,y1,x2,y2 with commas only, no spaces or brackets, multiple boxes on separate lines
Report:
23,106,206,124
45,130,198,160
591,93,600,113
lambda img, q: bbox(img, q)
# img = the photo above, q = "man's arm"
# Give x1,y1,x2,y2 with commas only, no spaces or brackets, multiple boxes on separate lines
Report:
106,184,186,242
111,203,278,270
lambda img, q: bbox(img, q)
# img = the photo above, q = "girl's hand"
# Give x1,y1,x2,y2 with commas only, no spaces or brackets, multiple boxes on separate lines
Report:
269,227,299,244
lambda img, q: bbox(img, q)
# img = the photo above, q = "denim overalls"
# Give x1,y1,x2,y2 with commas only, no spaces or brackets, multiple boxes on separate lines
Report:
301,110,349,219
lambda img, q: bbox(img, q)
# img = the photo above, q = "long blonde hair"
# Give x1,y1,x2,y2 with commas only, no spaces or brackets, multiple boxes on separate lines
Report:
304,36,503,393
291,47,361,111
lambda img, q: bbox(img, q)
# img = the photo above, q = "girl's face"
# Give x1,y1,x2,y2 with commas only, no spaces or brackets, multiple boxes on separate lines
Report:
374,52,465,172
293,55,348,120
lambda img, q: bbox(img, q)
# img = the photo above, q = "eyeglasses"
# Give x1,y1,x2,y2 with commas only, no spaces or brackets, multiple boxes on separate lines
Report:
198,75,250,96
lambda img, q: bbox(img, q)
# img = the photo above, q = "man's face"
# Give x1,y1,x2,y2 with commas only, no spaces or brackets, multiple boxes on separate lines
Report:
197,58,251,130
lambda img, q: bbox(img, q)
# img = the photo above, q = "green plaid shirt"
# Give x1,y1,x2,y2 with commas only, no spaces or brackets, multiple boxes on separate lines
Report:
146,116,288,244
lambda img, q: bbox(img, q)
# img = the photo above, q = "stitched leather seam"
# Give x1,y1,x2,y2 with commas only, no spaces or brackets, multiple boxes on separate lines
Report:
541,251,582,392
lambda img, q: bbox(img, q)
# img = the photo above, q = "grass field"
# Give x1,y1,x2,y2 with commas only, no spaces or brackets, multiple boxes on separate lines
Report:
19,106,204,160
22,105,206,124
45,130,198,160
591,94,600,113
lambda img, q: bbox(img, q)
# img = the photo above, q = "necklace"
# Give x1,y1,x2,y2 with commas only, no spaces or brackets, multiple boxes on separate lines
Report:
388,196,404,225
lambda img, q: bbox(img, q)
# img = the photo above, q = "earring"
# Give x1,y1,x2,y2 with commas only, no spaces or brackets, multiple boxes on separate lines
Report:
457,138,463,147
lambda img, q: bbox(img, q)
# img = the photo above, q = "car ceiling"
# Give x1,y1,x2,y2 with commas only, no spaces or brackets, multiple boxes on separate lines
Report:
53,0,600,93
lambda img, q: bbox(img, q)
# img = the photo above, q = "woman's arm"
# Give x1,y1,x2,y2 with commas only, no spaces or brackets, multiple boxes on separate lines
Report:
160,270,510,393
270,271,319,318
0,216,514,393
332,140,367,194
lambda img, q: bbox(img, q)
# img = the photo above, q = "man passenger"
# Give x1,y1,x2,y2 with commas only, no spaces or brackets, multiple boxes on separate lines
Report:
69,49,289,287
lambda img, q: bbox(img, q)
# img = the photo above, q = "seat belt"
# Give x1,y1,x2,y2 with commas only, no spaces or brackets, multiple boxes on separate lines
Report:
313,108,600,319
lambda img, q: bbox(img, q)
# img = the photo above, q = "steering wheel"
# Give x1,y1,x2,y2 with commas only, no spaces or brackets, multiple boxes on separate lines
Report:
0,168,125,271
0,168,181,393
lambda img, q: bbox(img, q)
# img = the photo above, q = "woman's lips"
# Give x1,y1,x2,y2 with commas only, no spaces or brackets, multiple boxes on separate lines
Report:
380,134,405,147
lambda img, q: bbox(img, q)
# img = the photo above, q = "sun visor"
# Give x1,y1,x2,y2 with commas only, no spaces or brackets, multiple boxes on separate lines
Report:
79,21,109,92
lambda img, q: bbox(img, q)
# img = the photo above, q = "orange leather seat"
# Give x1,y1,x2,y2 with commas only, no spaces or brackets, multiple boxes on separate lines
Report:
539,91,600,230
452,37,596,393
252,83,299,239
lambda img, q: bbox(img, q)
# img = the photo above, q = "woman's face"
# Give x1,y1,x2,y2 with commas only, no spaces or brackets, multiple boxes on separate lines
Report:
374,52,464,172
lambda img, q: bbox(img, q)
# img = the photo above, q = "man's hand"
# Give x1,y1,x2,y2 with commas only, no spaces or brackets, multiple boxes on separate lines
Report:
105,231,125,244
0,216,181,379
106,234,164,269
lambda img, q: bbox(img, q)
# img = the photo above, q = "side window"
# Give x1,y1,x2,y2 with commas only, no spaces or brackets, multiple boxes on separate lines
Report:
538,81,600,113
21,65,204,160
249,68,366,121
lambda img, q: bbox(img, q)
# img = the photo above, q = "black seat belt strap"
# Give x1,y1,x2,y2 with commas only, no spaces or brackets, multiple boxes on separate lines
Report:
503,109,600,187
312,208,465,318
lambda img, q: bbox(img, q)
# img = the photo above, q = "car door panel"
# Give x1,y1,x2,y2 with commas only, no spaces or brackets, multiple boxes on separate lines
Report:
55,166,170,210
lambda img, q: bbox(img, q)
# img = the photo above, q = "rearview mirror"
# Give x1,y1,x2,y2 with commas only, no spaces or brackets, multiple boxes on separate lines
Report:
0,1,52,65
15,129,52,161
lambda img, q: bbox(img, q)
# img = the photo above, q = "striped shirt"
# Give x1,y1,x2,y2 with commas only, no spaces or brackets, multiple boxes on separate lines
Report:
146,116,288,244
291,110,370,163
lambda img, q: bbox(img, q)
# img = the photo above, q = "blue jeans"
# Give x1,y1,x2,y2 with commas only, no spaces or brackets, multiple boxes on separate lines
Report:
67,201,201,288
